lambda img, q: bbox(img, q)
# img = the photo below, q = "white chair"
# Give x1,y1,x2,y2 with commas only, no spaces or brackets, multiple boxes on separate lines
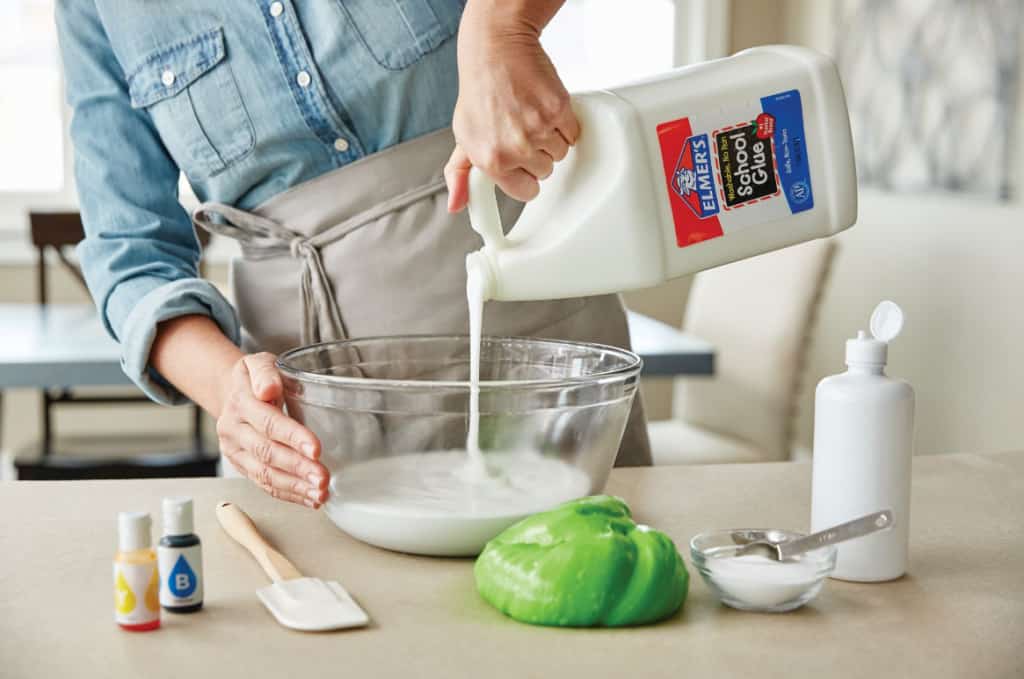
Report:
649,239,836,464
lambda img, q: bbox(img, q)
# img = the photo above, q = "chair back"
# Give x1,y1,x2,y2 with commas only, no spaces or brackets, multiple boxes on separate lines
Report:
29,212,87,304
672,239,837,461
29,211,211,304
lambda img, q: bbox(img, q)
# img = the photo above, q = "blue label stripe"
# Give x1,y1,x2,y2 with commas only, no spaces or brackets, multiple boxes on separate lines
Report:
760,89,814,214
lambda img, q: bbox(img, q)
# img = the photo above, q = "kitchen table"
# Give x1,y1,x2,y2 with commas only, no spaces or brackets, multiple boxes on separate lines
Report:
0,303,713,458
0,303,712,387
2,450,1021,679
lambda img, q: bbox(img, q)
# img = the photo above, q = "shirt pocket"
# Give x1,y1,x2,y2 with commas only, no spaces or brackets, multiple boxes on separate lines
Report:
340,0,463,71
127,27,254,179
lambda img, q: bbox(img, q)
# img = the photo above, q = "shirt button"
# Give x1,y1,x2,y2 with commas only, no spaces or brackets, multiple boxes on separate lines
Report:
296,71,311,88
269,2,283,17
161,70,175,87
333,137,350,153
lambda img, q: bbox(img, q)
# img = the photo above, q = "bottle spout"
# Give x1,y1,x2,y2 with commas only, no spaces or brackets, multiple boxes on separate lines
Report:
467,167,507,251
465,250,496,302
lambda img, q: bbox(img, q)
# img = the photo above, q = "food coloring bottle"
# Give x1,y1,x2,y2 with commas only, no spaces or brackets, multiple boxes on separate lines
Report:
158,497,204,613
114,511,161,631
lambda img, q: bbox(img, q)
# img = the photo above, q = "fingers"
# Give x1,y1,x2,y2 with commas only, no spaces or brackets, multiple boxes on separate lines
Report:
518,149,555,182
555,108,581,146
234,423,326,487
219,354,328,508
496,168,541,202
444,145,472,213
539,131,570,162
224,441,324,507
241,394,321,460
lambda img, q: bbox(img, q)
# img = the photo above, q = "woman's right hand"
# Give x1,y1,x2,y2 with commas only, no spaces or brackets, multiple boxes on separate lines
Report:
216,352,330,508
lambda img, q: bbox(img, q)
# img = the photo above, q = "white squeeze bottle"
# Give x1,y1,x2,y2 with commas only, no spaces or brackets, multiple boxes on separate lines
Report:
811,301,915,582
466,45,857,301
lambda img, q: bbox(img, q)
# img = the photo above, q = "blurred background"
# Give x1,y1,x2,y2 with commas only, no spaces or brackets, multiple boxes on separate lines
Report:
1,0,1021,474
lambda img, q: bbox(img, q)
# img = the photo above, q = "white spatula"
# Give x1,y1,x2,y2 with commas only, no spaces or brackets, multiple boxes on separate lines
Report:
216,501,369,632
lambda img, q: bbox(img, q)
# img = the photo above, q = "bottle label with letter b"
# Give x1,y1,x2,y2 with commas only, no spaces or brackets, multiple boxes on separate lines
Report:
158,544,203,607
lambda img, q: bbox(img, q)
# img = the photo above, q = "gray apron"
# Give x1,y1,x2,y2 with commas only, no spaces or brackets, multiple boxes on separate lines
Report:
193,128,650,467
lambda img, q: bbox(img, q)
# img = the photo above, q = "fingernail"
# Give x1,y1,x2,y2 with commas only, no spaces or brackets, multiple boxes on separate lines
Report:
307,473,322,487
302,442,316,456
306,487,322,502
304,498,317,509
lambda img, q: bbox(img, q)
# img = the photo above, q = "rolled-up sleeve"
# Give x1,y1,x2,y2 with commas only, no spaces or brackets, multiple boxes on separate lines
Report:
56,0,240,405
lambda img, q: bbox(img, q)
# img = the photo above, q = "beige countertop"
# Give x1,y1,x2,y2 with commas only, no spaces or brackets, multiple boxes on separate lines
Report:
2,451,1022,679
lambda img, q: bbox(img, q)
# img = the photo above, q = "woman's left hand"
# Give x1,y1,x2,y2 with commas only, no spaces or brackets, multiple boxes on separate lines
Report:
445,0,578,213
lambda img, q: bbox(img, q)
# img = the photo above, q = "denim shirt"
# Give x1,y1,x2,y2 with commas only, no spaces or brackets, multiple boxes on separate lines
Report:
55,0,463,404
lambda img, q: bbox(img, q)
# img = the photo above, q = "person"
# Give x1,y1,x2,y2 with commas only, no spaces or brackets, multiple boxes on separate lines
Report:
56,0,651,508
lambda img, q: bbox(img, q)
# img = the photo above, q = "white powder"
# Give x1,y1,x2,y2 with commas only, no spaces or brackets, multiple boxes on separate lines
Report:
706,550,823,609
327,450,590,556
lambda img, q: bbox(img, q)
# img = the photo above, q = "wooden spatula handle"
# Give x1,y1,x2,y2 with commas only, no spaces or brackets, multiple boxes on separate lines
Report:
216,501,303,583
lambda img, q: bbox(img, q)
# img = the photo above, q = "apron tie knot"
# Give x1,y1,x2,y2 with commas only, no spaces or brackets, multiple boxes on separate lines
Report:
191,202,347,346
289,237,308,259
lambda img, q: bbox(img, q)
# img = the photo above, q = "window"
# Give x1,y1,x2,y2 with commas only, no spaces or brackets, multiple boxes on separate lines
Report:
0,0,77,260
543,0,677,90
542,0,731,90
0,0,65,193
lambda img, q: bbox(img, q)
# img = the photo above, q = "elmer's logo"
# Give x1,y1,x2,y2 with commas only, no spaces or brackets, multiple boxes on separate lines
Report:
670,134,720,219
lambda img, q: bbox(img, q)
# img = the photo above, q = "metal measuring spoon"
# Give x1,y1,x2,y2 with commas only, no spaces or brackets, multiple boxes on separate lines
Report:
734,510,894,561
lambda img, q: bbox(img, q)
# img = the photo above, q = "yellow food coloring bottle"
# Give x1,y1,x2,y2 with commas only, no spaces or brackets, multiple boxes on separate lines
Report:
114,512,161,631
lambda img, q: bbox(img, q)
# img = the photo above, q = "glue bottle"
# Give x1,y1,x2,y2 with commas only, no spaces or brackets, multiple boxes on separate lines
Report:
811,301,915,581
466,45,857,302
158,497,204,613
114,511,161,631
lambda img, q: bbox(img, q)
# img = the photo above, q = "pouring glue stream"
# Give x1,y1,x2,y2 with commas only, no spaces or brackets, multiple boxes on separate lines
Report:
463,261,491,481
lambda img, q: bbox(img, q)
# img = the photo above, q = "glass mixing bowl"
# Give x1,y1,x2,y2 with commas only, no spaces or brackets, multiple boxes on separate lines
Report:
277,335,641,556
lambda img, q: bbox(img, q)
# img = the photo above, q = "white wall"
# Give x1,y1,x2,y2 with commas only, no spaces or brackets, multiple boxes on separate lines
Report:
797,188,1024,455
751,0,1024,455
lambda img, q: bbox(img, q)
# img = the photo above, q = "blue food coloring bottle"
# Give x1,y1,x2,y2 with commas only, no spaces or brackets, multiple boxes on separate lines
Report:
157,497,204,613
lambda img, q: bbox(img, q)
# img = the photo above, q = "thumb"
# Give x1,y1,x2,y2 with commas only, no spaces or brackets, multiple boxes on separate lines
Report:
444,144,472,213
242,353,283,404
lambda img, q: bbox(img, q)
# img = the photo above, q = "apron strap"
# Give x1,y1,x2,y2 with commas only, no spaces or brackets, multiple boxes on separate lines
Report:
191,178,447,347
193,202,347,345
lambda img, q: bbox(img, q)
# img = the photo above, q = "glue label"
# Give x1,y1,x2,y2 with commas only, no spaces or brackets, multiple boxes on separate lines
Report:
158,544,203,608
656,89,815,248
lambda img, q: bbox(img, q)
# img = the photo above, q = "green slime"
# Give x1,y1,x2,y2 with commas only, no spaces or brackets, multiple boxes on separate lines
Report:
474,495,689,627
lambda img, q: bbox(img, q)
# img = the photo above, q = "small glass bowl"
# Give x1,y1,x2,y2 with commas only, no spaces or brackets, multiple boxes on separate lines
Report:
690,529,837,613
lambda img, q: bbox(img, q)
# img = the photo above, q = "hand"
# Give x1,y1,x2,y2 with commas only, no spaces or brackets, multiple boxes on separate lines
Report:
445,1,578,212
216,353,329,508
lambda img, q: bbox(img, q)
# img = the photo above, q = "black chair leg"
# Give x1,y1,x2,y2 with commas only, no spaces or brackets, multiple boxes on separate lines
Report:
191,405,205,459
41,391,53,458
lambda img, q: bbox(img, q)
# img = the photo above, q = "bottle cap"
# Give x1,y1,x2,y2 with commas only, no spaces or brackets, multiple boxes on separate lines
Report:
118,511,152,552
162,497,194,536
845,300,904,366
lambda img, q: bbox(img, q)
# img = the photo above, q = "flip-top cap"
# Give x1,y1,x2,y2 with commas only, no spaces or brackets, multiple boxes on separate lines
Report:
846,301,904,366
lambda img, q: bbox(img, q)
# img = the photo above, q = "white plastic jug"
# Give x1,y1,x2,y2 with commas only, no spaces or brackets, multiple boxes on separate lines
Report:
466,45,857,301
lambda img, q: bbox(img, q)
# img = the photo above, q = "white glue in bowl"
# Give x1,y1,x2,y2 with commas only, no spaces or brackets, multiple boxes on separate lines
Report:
277,336,641,557
690,529,837,613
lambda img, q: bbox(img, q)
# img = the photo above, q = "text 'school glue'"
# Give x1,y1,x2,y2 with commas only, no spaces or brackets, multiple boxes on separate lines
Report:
158,497,204,613
114,512,160,631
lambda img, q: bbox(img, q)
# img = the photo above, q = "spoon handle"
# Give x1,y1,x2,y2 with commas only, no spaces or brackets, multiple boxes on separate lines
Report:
779,510,894,560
